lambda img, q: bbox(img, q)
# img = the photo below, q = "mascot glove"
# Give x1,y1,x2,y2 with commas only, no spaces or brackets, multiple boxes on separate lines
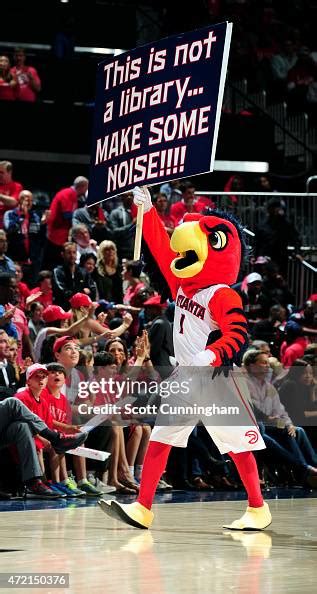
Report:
133,186,153,213
191,349,216,366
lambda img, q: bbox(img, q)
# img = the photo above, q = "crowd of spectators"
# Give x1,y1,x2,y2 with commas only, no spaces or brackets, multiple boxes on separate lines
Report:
0,161,316,501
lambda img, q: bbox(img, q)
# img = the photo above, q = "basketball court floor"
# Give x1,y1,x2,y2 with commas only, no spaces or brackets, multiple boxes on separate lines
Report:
0,489,316,594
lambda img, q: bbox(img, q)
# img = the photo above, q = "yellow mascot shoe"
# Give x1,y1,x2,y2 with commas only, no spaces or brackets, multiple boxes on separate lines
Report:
98,499,154,529
223,502,272,531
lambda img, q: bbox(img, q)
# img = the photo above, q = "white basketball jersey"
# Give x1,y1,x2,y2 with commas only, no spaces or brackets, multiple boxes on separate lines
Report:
173,284,228,365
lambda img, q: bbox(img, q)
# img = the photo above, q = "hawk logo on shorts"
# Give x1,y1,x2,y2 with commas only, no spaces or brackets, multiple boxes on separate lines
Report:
245,430,259,444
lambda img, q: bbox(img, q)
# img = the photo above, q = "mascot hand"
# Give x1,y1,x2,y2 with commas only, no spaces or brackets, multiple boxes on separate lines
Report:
133,186,153,213
191,349,216,366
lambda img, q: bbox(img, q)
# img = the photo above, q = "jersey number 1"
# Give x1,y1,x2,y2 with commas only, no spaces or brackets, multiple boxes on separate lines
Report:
179,313,185,334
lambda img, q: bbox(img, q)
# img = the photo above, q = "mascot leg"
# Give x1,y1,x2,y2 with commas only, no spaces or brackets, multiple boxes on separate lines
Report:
223,451,272,530
99,441,171,529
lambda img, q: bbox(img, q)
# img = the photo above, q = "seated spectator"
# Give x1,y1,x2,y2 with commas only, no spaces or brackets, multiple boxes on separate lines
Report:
52,241,97,310
6,337,30,385
0,161,22,229
271,39,298,98
68,292,132,345
279,359,317,431
287,46,317,111
34,304,92,363
0,329,18,397
0,304,18,340
29,270,53,308
255,197,301,277
0,396,86,499
28,302,45,344
14,262,31,309
290,295,317,334
153,192,177,236
233,272,270,324
45,176,88,269
70,223,97,264
0,274,34,364
251,304,287,357
0,56,18,102
52,336,103,496
4,190,42,285
10,47,41,102
244,349,317,486
96,240,123,303
280,320,308,368
43,362,87,497
262,261,295,309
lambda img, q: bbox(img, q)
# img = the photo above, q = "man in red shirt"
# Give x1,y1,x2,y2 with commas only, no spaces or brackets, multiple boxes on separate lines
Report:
10,47,41,102
170,180,206,225
0,160,23,229
30,270,53,308
45,176,88,269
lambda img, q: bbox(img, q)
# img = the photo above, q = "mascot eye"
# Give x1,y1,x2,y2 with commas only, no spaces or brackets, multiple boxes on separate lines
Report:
209,230,227,250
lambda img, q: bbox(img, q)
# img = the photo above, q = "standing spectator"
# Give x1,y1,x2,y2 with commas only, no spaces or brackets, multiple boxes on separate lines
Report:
153,193,177,236
96,240,123,303
160,179,182,205
233,272,270,324
10,47,41,102
52,242,97,310
143,295,174,378
170,180,205,224
45,176,88,269
0,231,15,275
255,197,301,276
33,304,87,363
0,161,23,229
108,192,136,261
4,190,42,285
0,56,18,102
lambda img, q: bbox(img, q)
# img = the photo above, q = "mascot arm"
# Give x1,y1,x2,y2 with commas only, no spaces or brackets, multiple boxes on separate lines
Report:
205,287,248,369
143,208,179,299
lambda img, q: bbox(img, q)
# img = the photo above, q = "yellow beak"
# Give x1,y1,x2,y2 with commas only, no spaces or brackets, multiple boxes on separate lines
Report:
170,221,208,278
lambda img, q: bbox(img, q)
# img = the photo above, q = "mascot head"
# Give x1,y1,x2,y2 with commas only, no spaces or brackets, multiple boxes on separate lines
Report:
170,210,245,293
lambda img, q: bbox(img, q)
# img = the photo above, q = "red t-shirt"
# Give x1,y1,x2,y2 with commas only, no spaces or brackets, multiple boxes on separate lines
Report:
17,281,31,309
47,187,78,246
0,180,22,229
42,388,72,427
170,200,205,224
0,80,17,102
10,66,40,102
16,387,53,450
30,287,53,308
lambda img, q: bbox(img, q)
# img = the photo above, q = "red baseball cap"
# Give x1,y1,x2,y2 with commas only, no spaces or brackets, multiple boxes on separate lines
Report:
53,335,78,354
69,292,93,308
308,294,317,302
26,363,48,381
143,295,168,307
42,305,72,323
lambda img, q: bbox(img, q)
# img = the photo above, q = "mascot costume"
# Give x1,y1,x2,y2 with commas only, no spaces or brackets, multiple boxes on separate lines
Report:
99,186,272,531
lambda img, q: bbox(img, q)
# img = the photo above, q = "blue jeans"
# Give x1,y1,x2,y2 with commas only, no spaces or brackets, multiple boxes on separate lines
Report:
258,423,317,470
